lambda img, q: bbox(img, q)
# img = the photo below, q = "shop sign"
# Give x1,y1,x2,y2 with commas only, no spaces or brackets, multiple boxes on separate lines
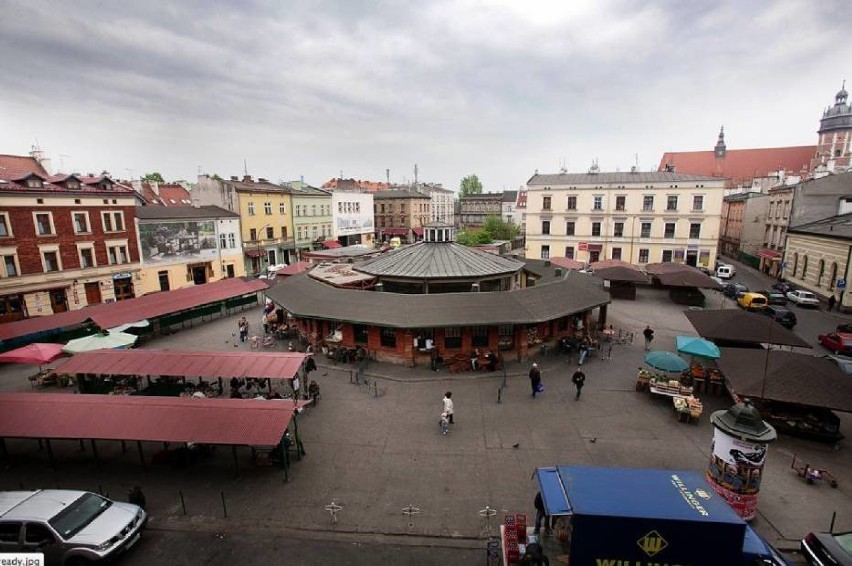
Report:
578,242,588,251
112,272,133,280
838,279,846,289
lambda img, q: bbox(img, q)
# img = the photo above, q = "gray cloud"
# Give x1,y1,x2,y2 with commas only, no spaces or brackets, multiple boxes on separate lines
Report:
0,0,849,188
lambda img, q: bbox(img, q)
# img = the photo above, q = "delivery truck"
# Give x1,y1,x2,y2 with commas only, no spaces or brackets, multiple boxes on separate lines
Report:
535,466,789,565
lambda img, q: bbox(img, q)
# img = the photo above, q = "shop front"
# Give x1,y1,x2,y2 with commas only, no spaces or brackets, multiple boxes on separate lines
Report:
112,272,136,301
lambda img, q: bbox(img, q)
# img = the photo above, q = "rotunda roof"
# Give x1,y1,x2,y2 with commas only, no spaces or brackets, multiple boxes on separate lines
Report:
355,241,524,279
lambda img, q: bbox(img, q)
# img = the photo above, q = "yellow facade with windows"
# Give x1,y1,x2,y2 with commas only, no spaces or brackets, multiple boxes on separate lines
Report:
783,216,851,312
525,171,725,268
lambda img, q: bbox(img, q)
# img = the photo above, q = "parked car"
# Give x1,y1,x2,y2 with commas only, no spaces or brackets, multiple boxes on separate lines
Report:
756,289,788,305
772,281,794,294
801,530,852,566
723,283,749,299
716,264,736,279
738,292,768,311
760,305,797,329
0,489,147,564
818,332,852,356
787,289,820,307
710,275,726,287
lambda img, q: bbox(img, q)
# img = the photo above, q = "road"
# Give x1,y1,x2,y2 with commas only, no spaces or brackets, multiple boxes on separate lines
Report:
716,255,852,353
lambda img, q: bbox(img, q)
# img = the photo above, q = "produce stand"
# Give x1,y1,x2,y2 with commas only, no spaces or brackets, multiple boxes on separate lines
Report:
673,395,703,423
688,362,724,395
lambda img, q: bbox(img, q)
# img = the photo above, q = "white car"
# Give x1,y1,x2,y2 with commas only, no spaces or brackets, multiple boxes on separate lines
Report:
786,289,820,307
716,265,736,279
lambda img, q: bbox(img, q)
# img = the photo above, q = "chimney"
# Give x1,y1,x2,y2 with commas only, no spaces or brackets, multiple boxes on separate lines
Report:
555,268,562,277
192,198,201,208
243,175,252,183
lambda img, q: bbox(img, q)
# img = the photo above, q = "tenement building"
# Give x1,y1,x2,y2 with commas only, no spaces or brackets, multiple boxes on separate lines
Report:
525,169,725,268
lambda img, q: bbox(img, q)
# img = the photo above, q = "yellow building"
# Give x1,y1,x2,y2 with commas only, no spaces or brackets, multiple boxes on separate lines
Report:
194,175,297,275
525,170,725,267
135,206,246,295
784,213,851,312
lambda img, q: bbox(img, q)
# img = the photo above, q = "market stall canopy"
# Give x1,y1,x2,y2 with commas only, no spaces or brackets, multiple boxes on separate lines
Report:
0,392,303,446
55,349,307,381
717,348,852,412
685,309,812,348
0,343,65,365
676,336,721,359
322,240,342,249
644,262,694,275
656,269,721,289
591,265,651,283
62,332,138,354
107,320,150,333
275,261,311,277
549,257,585,271
588,259,640,271
644,351,690,372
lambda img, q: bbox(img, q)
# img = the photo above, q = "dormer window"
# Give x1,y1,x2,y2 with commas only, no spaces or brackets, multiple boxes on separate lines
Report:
27,179,43,189
66,181,80,189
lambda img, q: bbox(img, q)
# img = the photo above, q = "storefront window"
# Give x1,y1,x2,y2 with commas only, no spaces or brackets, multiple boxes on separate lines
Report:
354,324,369,344
471,326,489,347
444,327,461,349
498,325,514,350
380,327,396,348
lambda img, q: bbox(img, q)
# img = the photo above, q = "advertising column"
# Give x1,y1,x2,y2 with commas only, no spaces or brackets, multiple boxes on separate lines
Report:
706,400,777,520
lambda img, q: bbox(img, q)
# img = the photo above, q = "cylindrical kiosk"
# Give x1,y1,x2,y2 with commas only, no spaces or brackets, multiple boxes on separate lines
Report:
706,399,777,520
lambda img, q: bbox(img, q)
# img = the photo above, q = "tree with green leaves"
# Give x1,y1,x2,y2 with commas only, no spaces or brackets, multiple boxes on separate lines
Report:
482,215,520,241
459,174,483,197
142,172,165,183
455,230,493,246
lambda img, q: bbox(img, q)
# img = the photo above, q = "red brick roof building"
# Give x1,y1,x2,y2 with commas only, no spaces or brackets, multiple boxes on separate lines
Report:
131,180,193,206
0,155,141,323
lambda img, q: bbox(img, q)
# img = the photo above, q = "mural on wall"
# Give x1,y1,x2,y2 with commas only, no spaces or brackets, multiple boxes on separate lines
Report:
336,214,374,236
139,221,218,266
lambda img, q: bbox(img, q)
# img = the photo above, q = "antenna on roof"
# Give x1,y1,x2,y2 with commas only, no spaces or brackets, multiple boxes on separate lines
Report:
559,157,568,174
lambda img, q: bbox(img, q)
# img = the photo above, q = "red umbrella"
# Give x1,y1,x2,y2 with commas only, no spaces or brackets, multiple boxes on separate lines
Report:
0,343,66,366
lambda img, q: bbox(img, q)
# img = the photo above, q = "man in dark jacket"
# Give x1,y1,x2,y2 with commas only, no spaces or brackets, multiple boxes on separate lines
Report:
533,491,552,535
529,363,542,397
572,368,586,400
643,325,655,351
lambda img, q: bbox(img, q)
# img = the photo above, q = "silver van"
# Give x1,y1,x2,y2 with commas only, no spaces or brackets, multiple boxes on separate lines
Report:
0,490,146,565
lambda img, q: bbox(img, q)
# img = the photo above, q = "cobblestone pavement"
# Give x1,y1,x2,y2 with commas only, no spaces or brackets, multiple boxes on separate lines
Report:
0,288,848,564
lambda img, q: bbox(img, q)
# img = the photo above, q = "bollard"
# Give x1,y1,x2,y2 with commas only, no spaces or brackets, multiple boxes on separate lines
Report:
179,490,187,516
497,387,502,404
349,370,354,384
221,491,228,518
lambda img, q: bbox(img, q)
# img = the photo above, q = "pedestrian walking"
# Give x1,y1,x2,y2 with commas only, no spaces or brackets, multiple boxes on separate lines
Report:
292,375,300,399
238,317,248,342
262,312,270,335
572,368,586,400
529,363,542,397
533,491,552,535
828,295,837,312
442,391,454,424
643,325,655,351
439,412,450,435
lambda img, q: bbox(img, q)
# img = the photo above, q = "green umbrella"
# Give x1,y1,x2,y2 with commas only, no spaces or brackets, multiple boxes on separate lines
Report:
676,336,721,360
62,332,138,354
644,351,689,373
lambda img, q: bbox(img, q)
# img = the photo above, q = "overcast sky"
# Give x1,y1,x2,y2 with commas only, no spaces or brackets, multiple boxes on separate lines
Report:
0,0,849,190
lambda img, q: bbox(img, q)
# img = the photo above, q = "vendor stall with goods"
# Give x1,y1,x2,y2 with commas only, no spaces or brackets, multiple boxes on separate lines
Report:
637,351,704,423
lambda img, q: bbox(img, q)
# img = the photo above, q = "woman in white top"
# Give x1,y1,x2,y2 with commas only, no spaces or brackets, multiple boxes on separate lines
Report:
442,391,454,424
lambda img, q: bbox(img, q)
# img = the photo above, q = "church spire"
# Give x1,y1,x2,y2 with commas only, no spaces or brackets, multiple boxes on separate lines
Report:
714,126,727,158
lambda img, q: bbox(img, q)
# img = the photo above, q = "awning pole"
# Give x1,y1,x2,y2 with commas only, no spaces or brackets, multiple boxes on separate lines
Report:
137,441,146,469
91,439,100,469
232,445,240,478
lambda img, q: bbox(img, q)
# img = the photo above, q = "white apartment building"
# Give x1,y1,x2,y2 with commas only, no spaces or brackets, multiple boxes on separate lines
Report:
422,185,455,225
331,190,375,246
525,170,725,268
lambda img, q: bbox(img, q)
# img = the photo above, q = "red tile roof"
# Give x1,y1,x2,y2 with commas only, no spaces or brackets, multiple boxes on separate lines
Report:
0,277,268,342
658,146,816,184
275,261,311,276
139,182,192,205
0,154,49,180
57,349,306,381
549,257,585,270
0,392,301,445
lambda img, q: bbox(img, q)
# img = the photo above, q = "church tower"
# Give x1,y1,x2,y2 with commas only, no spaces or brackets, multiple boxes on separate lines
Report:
811,81,851,173
714,126,727,158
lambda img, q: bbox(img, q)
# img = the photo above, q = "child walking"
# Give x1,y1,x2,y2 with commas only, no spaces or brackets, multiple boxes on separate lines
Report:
439,412,450,435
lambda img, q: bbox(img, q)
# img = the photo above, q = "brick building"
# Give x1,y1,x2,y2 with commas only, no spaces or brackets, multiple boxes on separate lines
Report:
0,155,140,322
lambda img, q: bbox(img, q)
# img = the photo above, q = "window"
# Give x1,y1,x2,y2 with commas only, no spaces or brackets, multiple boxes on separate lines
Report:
380,327,396,348
2,253,19,277
566,221,575,236
566,196,577,210
311,226,318,240
640,222,651,238
472,326,489,347
801,256,808,279
792,253,798,277
593,196,603,210
311,205,317,216
692,195,704,211
613,222,624,237
43,250,60,272
643,195,654,211
0,522,21,543
666,195,678,211
565,246,575,259
542,196,551,210
542,220,550,235
264,202,272,215
661,250,673,263
638,248,649,263
27,178,42,188
829,262,838,290
591,222,601,237
280,227,287,240
689,223,701,239
101,212,124,232
248,202,256,215
249,228,257,241
79,248,95,268
72,212,90,233
24,523,53,545
615,196,626,211
280,203,287,215
444,327,462,349
817,259,825,287
664,222,676,239
354,324,369,344
107,245,128,265
34,212,54,235
266,226,274,239
783,201,790,219
219,234,227,249
541,245,550,259
0,213,10,237
611,247,622,260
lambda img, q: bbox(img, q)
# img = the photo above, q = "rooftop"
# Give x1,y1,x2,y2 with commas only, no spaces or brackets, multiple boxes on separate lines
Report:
135,205,239,220
355,241,524,279
528,171,720,186
658,146,816,182
788,212,852,239
373,189,430,199
0,154,49,180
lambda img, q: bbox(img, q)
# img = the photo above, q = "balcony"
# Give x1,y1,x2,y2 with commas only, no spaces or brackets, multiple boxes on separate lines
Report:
246,237,296,248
